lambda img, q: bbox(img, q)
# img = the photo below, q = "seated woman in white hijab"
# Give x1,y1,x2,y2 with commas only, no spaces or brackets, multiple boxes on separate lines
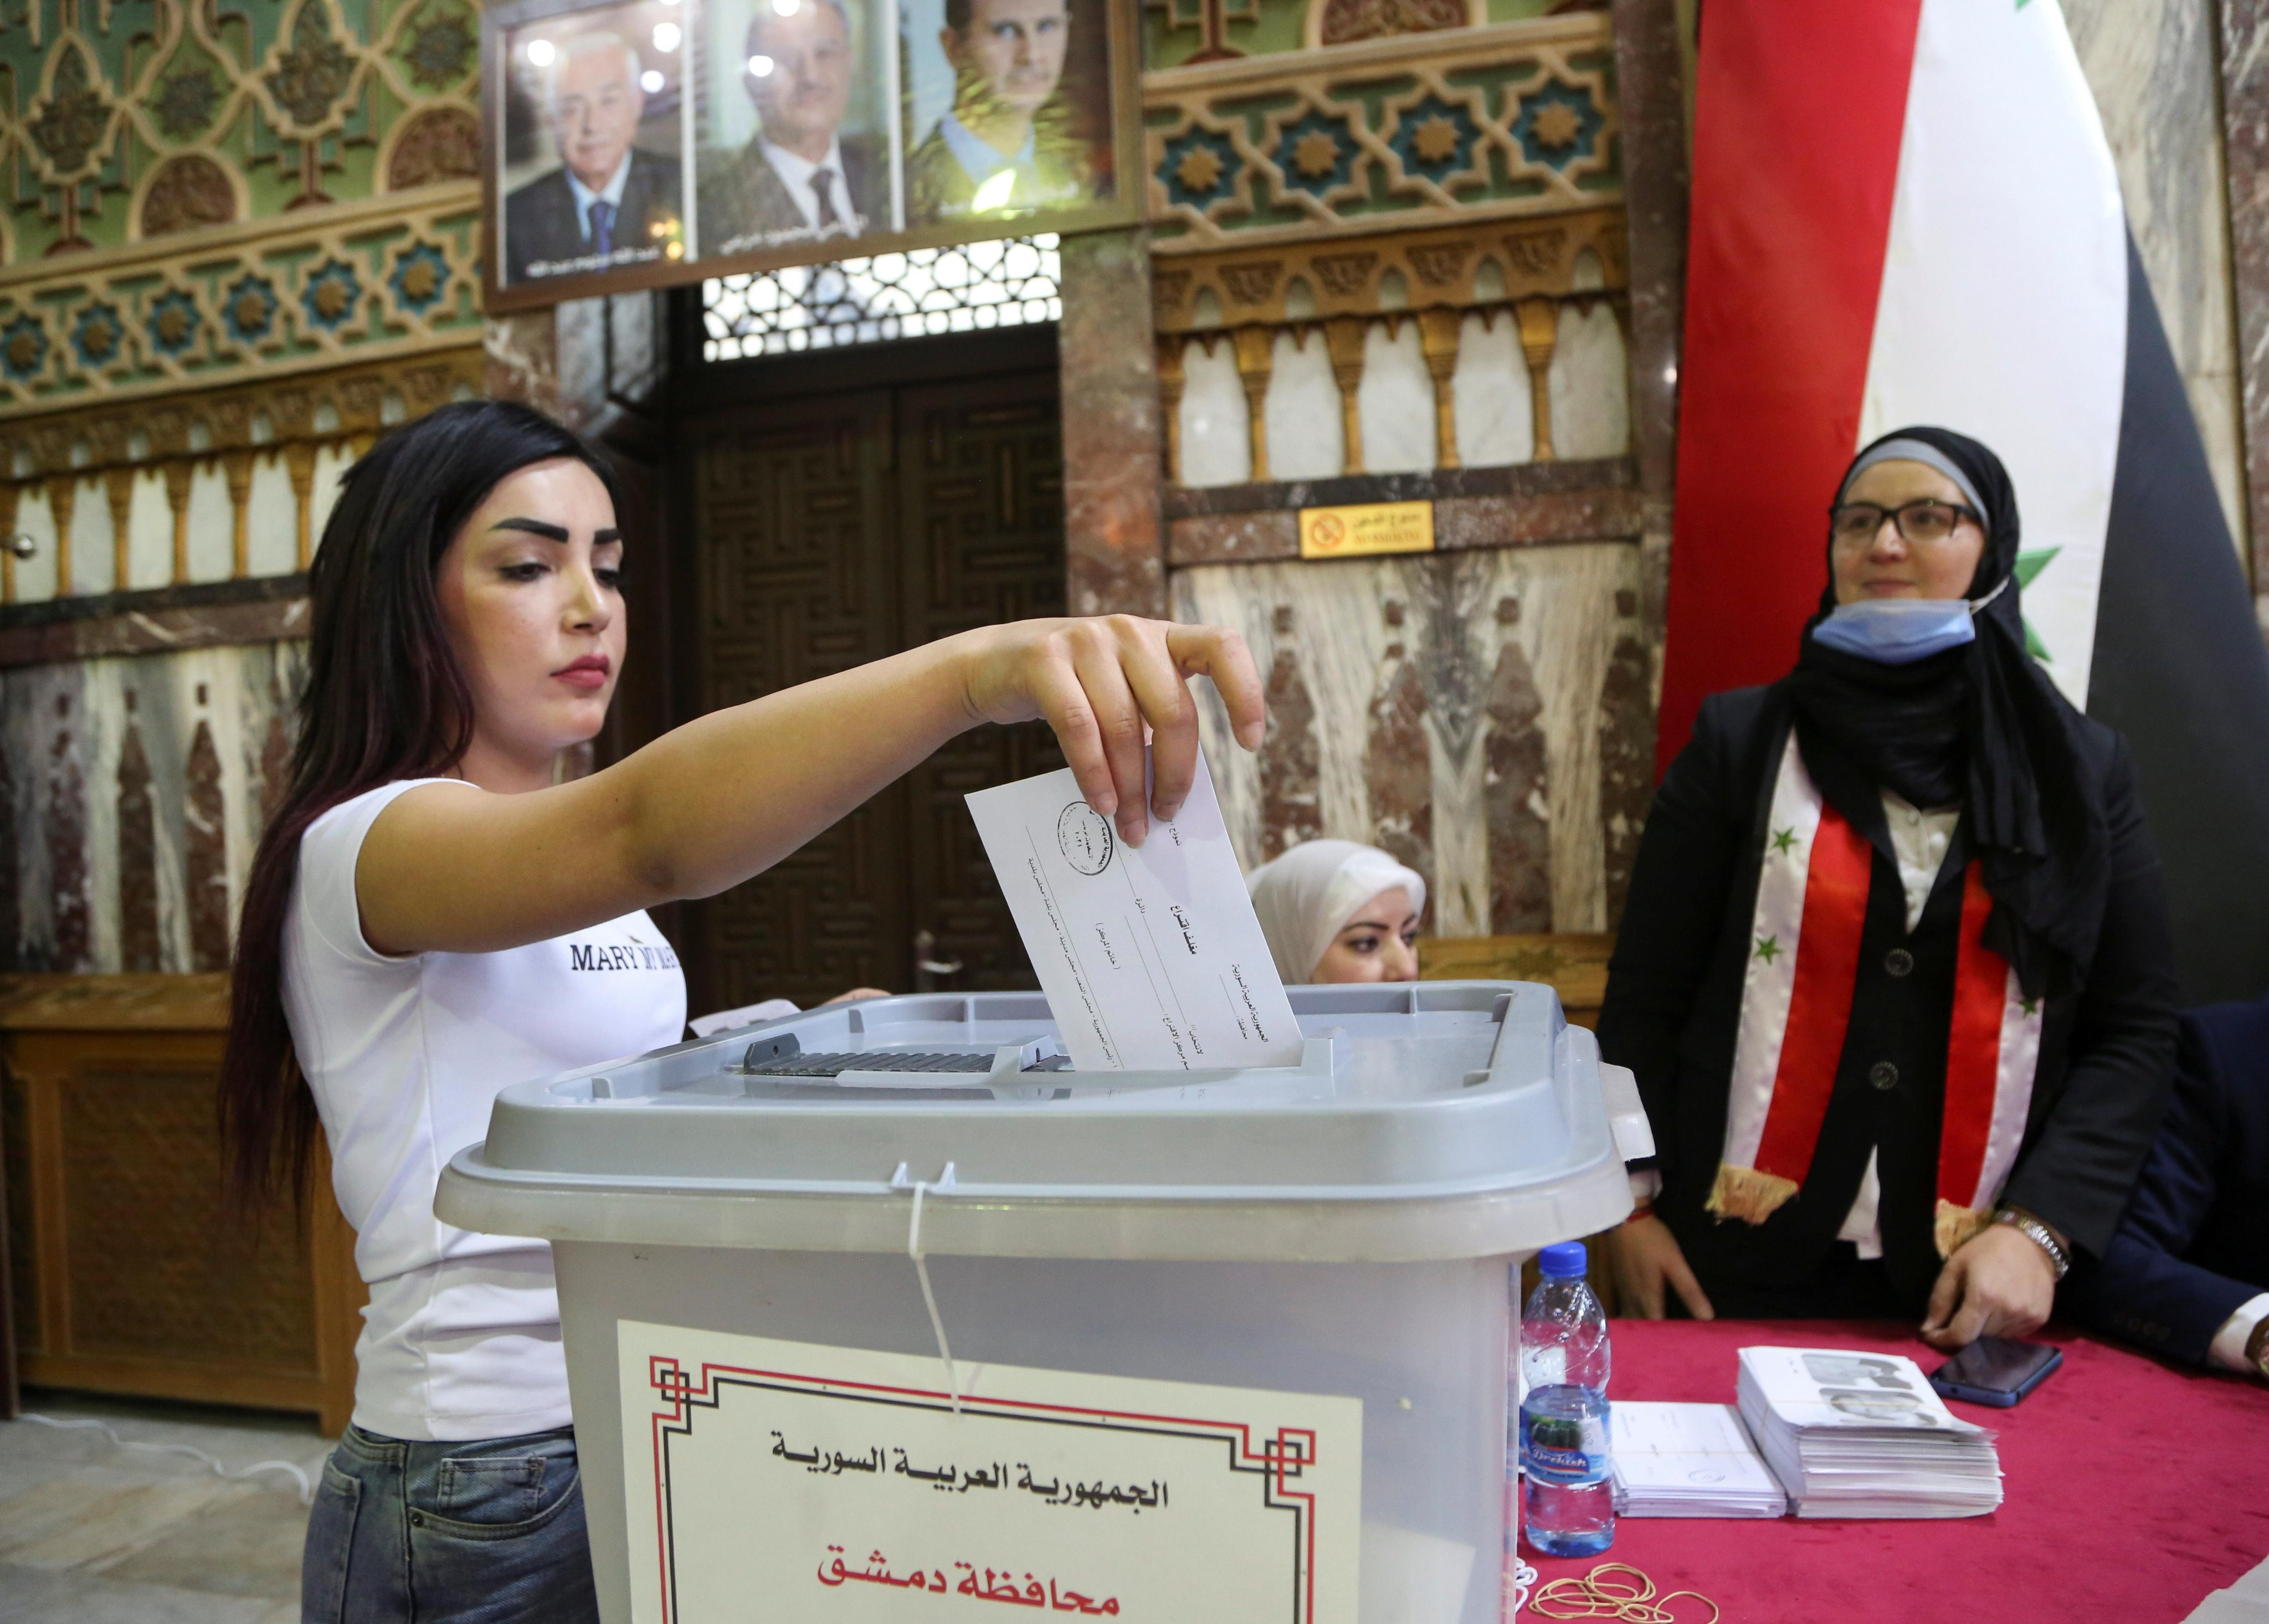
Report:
1247,839,1426,985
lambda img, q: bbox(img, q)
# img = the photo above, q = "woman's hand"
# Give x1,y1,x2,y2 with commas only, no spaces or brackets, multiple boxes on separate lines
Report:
1604,1213,1715,1320
956,616,1264,847
1921,1224,2058,1350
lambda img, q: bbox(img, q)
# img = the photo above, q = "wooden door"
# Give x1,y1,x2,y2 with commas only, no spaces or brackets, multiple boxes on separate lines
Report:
897,375,1066,991
683,368,1062,1012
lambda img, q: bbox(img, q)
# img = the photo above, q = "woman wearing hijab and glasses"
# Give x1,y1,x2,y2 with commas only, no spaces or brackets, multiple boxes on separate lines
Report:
1598,428,2178,1351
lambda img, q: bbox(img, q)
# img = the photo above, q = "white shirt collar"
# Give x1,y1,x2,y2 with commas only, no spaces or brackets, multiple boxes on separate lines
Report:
563,155,633,241
760,136,852,232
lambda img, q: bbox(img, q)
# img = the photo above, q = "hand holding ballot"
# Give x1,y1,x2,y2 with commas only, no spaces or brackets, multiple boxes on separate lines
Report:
954,616,1264,849
968,752,1303,1073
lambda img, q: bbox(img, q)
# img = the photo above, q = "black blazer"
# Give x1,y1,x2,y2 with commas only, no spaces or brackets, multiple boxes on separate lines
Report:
2065,997,2269,1365
1598,683,2176,1307
504,148,682,282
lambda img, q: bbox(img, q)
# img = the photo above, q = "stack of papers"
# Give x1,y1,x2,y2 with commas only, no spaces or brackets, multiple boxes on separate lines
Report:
1736,1347,2002,1518
1609,1402,1787,1518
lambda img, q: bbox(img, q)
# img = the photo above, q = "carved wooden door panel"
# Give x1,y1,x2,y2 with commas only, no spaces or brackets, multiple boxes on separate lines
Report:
683,368,1063,1010
897,375,1066,990
687,390,908,1012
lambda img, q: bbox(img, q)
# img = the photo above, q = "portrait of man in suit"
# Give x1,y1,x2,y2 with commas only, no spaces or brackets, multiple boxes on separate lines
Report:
699,0,888,256
504,30,684,282
905,0,1090,224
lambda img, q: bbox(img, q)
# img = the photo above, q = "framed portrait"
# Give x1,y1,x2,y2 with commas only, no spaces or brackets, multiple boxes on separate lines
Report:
482,0,1140,311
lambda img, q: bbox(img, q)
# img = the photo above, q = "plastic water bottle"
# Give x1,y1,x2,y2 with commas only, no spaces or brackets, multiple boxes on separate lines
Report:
1518,1240,1614,1558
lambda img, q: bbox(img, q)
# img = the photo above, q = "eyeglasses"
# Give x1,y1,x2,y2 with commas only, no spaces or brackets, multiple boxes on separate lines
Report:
1829,499,1984,548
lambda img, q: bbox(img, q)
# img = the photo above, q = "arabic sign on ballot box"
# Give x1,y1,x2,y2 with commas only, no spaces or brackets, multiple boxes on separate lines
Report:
620,1323,1362,1623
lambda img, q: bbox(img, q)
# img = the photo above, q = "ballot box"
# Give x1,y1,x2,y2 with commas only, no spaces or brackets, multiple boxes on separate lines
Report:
437,981,1647,1624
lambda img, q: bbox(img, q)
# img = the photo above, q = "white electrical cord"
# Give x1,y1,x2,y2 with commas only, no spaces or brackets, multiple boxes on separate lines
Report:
17,1412,316,1505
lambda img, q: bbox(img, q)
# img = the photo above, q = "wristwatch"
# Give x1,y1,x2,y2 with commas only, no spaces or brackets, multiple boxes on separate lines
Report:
2247,1317,2269,1381
1995,1206,2071,1280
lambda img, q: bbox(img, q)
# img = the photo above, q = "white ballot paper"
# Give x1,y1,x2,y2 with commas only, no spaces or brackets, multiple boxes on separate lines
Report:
966,755,1303,1072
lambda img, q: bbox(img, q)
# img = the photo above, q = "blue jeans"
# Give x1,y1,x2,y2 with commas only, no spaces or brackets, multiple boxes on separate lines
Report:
300,1424,602,1623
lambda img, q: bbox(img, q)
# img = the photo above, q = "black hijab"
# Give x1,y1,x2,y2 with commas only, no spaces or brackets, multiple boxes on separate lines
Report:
1785,426,2109,998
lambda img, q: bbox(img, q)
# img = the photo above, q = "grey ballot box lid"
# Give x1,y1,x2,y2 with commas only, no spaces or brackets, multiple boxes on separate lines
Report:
435,981,1651,1263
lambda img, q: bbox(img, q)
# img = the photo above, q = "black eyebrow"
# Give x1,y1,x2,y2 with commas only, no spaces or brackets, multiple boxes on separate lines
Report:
491,517,569,542
488,518,625,548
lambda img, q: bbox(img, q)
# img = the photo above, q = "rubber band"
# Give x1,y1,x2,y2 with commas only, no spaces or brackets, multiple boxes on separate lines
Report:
1529,1563,1719,1624
1505,1553,1541,1616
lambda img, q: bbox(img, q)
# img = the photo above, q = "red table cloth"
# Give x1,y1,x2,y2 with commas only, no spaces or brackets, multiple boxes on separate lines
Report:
1523,1320,2269,1623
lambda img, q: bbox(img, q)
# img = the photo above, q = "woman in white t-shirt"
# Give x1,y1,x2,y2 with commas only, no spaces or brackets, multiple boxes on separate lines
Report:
215,400,1263,1624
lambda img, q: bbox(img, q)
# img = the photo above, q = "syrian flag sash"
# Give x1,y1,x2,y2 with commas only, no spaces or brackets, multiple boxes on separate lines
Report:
1713,736,2042,1257
1665,0,2269,1003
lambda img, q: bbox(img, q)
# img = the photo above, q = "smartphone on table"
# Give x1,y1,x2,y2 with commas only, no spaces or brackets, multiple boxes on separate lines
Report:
1929,1335,2062,1407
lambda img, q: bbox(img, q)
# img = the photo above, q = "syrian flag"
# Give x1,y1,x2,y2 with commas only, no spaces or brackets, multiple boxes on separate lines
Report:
1662,0,2269,1005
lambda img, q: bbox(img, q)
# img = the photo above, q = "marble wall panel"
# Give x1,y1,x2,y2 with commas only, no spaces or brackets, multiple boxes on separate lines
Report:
1548,301,1632,461
1454,313,1534,466
0,642,306,972
125,469,171,592
2067,0,2248,555
1265,332,1345,481
1179,338,1252,487
184,465,237,584
245,458,301,580
312,445,356,541
68,477,114,596
12,487,58,600
2219,0,2269,595
1358,323,1439,473
1173,540,1644,936
1059,229,1170,618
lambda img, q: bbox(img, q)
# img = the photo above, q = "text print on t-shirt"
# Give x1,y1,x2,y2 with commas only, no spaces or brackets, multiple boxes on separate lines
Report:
569,932,681,973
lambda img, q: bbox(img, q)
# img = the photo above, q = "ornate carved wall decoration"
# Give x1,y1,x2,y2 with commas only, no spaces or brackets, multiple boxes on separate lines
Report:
1152,209,1624,329
1146,16,1619,253
1147,0,1267,66
1179,541,1642,935
2,1,479,255
0,186,480,418
0,1,481,414
1312,0,1479,49
1153,209,1625,483
3,642,310,973
0,346,483,607
139,155,241,239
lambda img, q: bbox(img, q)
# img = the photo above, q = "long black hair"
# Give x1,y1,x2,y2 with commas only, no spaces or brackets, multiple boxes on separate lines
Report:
218,400,623,1209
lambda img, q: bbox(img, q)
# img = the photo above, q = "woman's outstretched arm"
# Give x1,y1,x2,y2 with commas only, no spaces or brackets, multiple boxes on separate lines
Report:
356,616,1262,957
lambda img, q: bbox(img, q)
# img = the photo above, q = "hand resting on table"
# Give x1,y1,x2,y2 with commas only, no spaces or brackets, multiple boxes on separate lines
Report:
1922,1222,2059,1351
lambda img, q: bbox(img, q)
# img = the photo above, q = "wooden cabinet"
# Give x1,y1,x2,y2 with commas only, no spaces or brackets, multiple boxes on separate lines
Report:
0,974,363,1434
1418,932,1614,1029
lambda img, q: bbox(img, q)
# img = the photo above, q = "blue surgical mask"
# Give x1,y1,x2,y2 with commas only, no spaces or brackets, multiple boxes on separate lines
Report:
1811,597,1978,665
